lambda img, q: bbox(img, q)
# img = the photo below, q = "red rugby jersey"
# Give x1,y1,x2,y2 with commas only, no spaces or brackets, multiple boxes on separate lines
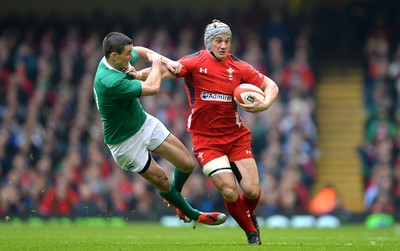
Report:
176,50,264,137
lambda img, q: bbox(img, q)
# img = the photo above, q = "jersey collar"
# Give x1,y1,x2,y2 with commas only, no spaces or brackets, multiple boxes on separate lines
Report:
102,57,125,73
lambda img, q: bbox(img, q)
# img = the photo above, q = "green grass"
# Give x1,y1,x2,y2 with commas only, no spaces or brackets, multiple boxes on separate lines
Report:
0,219,399,250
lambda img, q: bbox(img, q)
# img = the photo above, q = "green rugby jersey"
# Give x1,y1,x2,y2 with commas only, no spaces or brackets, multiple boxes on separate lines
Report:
93,49,146,145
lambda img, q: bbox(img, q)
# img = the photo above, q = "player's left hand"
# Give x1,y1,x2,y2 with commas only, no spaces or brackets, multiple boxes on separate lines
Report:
165,60,182,74
128,70,143,80
239,95,269,113
123,64,136,73
126,65,144,80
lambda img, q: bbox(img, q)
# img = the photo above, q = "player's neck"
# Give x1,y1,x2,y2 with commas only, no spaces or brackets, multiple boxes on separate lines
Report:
105,58,124,72
209,51,223,62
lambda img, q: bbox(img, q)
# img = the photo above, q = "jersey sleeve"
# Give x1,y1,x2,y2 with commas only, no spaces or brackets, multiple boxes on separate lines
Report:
176,53,197,78
130,48,140,64
241,62,264,88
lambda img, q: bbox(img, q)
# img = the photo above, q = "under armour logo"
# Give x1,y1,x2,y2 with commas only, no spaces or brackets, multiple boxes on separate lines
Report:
200,68,208,73
246,150,252,155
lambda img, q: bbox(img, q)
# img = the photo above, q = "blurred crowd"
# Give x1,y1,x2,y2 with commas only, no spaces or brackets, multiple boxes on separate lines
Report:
360,27,400,214
0,10,319,220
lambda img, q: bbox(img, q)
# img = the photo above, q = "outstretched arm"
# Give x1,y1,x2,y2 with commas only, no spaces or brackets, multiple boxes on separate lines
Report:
131,64,179,81
133,46,182,74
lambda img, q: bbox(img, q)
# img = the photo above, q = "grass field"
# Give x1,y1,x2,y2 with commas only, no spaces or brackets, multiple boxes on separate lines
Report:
0,219,399,250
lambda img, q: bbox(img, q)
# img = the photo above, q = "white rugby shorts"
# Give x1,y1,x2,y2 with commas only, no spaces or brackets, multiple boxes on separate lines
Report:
107,113,170,173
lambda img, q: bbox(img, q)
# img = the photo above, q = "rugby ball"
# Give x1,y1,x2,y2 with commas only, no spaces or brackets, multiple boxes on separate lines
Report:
233,84,265,105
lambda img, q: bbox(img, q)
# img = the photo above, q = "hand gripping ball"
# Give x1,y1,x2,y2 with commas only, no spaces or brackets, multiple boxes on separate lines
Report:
233,84,265,105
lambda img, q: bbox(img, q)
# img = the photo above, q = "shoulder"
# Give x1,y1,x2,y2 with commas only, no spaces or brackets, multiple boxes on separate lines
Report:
96,69,128,88
181,50,202,61
229,54,249,66
179,50,204,71
230,54,254,69
230,54,243,62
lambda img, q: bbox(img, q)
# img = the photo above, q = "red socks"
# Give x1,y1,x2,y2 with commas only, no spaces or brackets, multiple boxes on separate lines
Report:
240,188,261,216
224,197,256,233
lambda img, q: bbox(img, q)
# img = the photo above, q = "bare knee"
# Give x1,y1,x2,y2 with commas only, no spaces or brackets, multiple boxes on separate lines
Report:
218,183,239,201
242,184,260,199
179,155,196,173
210,172,239,201
181,157,196,173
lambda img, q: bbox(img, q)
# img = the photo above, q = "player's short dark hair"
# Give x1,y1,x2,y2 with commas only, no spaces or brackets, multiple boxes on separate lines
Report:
103,32,132,58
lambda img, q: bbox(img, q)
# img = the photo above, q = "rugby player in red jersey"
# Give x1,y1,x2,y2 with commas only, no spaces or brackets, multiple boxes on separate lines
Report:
140,20,278,245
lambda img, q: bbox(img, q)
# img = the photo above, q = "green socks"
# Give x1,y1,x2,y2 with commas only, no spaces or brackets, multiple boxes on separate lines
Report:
159,186,200,220
160,168,198,219
172,168,191,192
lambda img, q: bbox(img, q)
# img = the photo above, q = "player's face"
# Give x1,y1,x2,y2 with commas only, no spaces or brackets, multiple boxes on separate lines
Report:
112,44,133,71
211,34,231,61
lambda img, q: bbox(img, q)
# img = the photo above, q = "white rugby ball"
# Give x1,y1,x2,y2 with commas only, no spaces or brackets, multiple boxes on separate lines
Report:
233,84,265,105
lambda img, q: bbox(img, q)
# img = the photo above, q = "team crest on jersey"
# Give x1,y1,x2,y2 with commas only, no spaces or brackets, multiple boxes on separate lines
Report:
201,91,232,102
227,68,234,80
197,152,205,162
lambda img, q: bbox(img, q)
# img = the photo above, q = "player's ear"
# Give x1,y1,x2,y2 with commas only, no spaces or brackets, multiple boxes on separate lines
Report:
110,51,117,59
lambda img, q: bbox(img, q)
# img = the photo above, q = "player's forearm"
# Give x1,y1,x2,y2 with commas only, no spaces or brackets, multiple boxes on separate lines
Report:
141,60,162,96
134,46,172,63
137,66,176,80
136,68,150,80
134,46,181,74
262,77,279,110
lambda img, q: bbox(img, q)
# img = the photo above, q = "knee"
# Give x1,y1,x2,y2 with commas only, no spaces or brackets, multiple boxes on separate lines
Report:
180,156,196,173
243,185,260,199
219,183,239,201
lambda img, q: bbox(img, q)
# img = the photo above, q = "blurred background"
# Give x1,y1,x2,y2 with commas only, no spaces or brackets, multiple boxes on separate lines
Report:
0,0,399,226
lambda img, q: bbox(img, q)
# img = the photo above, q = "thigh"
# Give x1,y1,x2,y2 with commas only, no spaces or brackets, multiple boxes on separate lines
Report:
153,133,195,172
234,158,260,196
145,113,170,151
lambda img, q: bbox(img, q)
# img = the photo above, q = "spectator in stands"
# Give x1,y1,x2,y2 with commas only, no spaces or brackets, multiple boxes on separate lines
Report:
39,174,80,216
0,183,22,216
259,172,279,215
364,162,393,209
74,183,104,216
23,170,47,214
393,165,400,208
369,192,396,214
281,47,315,97
263,37,287,78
